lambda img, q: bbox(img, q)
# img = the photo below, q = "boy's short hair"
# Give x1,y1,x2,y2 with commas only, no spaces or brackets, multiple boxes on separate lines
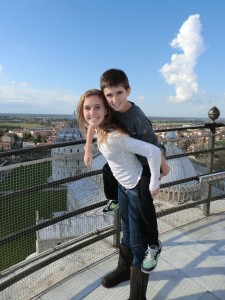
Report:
100,69,130,91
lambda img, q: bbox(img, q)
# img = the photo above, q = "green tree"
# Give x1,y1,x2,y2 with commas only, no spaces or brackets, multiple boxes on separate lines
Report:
22,132,32,141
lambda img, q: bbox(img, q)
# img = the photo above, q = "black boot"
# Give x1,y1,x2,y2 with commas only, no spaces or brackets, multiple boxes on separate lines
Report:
129,266,149,300
102,243,133,288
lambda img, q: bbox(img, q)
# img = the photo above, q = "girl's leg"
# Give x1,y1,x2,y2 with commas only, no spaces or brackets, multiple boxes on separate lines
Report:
119,185,145,269
117,184,130,248
121,185,150,300
102,184,132,288
102,163,119,212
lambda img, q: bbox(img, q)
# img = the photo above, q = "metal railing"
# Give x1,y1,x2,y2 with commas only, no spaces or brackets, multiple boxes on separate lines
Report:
0,120,225,298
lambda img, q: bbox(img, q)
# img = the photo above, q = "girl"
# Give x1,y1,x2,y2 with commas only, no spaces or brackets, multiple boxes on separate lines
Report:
76,89,161,300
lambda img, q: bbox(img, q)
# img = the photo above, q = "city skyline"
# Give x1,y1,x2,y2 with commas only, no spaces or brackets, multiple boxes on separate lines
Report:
0,0,225,118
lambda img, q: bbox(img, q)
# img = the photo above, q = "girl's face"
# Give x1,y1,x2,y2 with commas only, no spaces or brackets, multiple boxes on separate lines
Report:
83,95,108,128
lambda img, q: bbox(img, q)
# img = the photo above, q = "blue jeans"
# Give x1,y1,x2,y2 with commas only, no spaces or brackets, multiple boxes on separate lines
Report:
118,183,146,269
103,163,159,246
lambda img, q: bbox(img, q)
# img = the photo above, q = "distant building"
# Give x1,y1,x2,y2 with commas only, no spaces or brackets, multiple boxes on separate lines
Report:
22,142,36,148
0,134,13,151
36,154,108,253
49,111,98,181
9,129,28,138
30,128,56,138
156,132,199,204
34,112,108,253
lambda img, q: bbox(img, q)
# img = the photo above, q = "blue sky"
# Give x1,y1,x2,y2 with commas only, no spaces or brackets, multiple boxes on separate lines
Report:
0,0,225,119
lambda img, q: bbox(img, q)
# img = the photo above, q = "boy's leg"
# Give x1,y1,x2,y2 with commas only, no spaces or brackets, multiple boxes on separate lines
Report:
102,200,119,213
138,165,162,273
141,241,162,274
103,163,118,200
102,163,119,212
138,165,159,246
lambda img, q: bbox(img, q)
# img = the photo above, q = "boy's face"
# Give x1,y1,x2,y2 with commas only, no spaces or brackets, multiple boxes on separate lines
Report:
103,86,131,113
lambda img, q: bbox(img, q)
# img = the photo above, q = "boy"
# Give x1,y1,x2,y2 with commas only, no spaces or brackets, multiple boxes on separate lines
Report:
84,69,169,284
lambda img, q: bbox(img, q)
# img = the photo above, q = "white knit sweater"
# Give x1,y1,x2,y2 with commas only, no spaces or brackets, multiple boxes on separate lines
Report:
98,131,161,191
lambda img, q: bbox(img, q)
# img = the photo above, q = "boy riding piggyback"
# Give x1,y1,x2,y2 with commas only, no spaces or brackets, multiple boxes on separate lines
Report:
84,69,170,282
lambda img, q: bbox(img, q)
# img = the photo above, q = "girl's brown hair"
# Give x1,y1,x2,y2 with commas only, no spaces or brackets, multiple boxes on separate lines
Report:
76,89,127,143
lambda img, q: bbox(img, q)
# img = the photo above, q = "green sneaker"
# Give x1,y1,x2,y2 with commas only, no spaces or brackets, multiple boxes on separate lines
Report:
141,240,162,273
103,200,119,213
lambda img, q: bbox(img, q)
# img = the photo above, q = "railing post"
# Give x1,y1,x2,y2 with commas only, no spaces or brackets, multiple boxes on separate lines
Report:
113,209,121,248
203,107,220,216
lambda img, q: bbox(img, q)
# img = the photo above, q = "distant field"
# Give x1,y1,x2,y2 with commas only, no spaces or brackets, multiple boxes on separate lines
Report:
0,161,67,271
152,121,196,128
0,122,50,129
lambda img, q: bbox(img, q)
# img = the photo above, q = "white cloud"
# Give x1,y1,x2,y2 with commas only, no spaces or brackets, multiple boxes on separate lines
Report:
160,14,205,103
193,104,206,114
0,65,77,114
0,62,83,114
136,95,146,103
0,77,76,114
11,80,29,88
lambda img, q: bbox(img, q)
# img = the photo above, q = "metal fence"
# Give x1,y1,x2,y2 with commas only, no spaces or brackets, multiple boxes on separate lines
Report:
0,121,225,299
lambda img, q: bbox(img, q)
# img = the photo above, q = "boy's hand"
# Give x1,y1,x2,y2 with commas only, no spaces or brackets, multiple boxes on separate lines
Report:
150,187,160,198
84,146,93,168
160,153,170,177
161,163,170,177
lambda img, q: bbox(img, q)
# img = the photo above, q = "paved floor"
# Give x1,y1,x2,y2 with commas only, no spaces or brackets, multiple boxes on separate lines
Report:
37,212,225,300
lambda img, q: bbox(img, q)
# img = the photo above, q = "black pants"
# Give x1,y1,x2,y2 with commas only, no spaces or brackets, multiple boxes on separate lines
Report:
103,163,118,200
138,165,159,246
102,163,159,246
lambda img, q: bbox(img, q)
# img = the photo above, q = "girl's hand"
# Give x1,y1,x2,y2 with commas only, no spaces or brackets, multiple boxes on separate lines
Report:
84,146,92,168
151,187,160,198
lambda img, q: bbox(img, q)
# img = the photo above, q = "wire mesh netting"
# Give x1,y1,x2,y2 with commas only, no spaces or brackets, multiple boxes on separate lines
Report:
0,125,225,299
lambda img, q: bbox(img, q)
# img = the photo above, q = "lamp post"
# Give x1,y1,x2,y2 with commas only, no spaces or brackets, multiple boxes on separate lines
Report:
203,107,220,216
